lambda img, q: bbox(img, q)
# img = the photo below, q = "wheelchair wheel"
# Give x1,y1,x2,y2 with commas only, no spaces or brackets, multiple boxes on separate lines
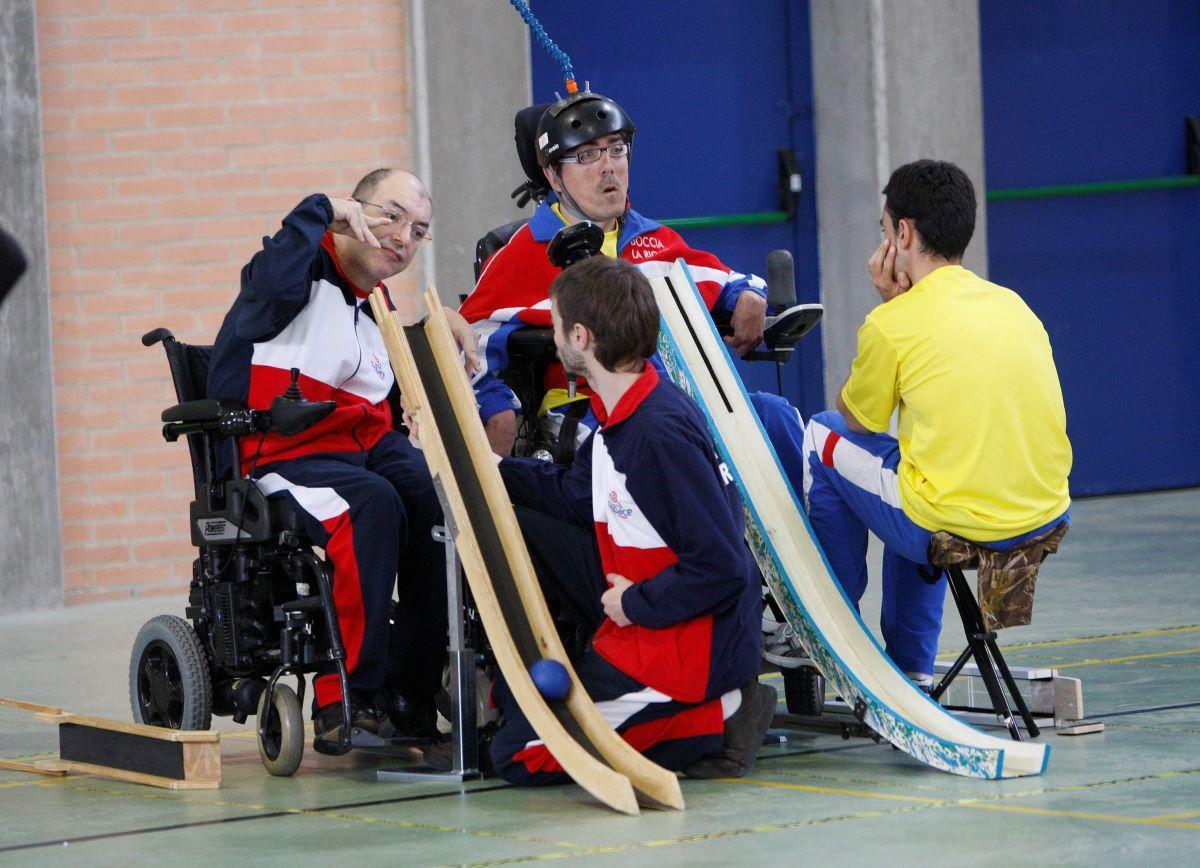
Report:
782,665,825,717
257,683,304,777
129,615,212,730
436,663,499,731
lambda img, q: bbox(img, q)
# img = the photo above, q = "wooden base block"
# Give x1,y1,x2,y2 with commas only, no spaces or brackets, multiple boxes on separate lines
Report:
3,699,221,788
35,759,220,790
0,758,67,777
1056,719,1105,736
0,696,63,715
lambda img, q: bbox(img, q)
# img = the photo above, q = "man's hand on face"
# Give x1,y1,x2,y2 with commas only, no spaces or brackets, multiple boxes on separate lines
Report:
442,307,483,378
601,573,634,627
868,239,912,303
328,197,388,249
725,291,767,356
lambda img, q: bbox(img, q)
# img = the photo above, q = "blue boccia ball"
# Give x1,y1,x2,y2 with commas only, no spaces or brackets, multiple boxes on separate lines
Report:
530,659,571,702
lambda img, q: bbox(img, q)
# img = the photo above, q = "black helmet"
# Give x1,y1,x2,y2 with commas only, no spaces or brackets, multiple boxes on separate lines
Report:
535,90,635,167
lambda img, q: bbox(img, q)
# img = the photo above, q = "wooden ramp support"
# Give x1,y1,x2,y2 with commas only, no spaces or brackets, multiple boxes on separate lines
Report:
1,699,220,790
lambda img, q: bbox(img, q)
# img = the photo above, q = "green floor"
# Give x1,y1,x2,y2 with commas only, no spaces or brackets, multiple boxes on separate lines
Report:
1,490,1197,865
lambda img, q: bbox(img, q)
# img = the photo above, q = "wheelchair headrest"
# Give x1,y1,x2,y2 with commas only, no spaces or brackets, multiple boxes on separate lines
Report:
515,103,552,197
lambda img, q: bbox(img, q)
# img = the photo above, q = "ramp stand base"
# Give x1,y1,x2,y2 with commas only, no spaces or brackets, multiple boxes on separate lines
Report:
378,525,483,784
771,658,1099,738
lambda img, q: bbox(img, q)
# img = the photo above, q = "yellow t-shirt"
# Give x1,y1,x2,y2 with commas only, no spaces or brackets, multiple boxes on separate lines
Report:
552,203,619,259
840,265,1072,541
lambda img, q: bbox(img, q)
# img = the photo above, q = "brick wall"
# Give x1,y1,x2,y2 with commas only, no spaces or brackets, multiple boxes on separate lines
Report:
36,0,418,604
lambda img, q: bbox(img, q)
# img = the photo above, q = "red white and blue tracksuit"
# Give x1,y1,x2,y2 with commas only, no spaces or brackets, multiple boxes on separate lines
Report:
459,199,806,481
208,194,445,710
492,366,760,784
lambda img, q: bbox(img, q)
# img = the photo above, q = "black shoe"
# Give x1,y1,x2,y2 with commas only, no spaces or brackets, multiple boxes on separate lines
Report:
421,728,496,777
376,686,438,740
312,699,381,756
683,681,778,779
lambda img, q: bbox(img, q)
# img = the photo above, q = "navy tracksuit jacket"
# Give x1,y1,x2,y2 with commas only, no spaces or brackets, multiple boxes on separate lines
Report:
208,194,445,709
492,366,761,783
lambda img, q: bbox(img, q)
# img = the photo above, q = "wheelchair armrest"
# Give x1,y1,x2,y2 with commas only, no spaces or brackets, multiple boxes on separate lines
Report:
738,303,824,364
162,398,230,424
762,303,823,350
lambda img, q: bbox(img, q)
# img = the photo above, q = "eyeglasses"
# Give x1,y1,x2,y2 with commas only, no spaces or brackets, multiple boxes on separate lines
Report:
558,142,631,166
354,199,432,244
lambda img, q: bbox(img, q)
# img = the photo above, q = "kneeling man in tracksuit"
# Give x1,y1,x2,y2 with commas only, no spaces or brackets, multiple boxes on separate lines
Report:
488,255,777,783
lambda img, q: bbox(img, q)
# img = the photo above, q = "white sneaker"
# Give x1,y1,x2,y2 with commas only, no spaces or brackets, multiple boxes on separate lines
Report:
761,615,810,669
907,672,935,694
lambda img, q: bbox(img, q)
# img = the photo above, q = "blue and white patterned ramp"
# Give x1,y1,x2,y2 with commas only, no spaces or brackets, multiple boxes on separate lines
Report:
651,260,1048,780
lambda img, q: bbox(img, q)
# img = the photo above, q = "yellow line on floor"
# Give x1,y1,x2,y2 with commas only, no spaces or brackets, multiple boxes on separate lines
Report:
446,802,941,866
0,778,50,790
1152,810,1200,821
0,751,58,763
728,777,944,804
1053,648,1200,669
1002,625,1200,650
724,777,1200,830
1048,769,1200,794
451,766,1200,867
936,624,1200,660
1108,722,1200,735
750,767,977,794
962,801,1200,829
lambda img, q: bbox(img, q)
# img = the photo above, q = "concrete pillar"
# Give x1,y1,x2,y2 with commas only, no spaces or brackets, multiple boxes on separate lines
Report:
809,0,988,402
407,0,531,305
0,2,63,613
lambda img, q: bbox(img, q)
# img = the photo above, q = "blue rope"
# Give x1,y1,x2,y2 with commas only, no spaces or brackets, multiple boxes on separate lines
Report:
507,0,576,88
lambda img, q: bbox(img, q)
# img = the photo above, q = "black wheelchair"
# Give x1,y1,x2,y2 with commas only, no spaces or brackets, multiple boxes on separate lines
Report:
129,328,363,776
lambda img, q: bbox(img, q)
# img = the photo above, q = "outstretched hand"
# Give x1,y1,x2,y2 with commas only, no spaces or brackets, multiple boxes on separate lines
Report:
868,239,911,302
327,197,389,248
601,573,633,627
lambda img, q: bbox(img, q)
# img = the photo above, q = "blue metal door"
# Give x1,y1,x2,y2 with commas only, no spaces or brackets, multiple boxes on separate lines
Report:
981,1,1200,495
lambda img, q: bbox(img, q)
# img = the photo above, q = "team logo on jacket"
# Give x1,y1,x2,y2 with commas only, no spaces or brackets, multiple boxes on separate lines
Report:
627,234,666,261
607,490,634,519
370,352,386,381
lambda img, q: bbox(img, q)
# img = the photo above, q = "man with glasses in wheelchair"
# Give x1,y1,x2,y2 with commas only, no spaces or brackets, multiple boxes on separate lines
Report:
459,89,805,473
207,168,480,754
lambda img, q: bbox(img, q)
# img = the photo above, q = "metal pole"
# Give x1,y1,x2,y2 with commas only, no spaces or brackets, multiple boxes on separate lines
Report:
439,526,479,775
378,514,482,782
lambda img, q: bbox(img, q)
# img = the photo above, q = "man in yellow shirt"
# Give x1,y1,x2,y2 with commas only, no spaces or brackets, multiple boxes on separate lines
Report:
802,160,1072,685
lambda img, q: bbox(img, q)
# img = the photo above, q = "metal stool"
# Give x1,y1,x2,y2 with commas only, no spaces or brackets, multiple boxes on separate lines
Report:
927,543,1043,741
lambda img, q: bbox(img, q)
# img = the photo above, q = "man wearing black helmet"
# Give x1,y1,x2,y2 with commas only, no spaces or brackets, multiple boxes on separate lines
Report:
460,90,789,459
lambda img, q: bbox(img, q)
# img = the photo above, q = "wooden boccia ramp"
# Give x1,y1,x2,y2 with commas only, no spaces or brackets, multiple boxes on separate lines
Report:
369,287,683,816
0,697,220,789
651,260,1048,780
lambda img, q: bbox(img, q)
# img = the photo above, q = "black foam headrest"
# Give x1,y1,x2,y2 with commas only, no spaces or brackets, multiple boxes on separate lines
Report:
515,103,552,190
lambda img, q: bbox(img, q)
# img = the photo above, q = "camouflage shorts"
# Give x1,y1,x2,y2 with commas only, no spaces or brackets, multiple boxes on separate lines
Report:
929,523,1068,632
